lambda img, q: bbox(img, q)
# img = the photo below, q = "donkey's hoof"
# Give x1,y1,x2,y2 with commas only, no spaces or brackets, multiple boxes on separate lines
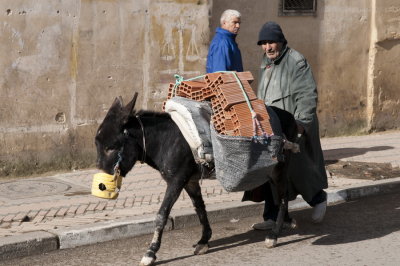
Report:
265,237,277,248
140,255,156,266
194,243,209,255
290,218,297,229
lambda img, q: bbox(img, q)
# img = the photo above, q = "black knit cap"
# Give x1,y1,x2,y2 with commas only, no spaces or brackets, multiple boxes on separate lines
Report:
257,21,287,45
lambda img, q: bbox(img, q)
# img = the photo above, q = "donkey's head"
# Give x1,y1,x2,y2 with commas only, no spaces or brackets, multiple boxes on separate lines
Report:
95,93,140,177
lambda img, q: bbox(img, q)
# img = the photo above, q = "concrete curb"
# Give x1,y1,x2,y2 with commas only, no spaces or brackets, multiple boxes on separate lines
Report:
0,232,58,260
50,216,172,249
344,177,400,200
1,178,399,260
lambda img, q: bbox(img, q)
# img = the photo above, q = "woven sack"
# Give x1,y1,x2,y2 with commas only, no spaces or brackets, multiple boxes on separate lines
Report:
211,126,283,192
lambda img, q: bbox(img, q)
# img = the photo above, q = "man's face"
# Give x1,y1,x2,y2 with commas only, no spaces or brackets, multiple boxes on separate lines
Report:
260,41,283,60
222,16,241,34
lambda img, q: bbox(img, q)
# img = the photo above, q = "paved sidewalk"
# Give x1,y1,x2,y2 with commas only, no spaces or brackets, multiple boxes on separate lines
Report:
1,130,400,260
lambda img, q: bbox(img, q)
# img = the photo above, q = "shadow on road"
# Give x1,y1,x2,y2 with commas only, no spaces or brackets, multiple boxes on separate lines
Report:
156,191,400,265
179,191,399,263
295,191,400,246
323,146,394,163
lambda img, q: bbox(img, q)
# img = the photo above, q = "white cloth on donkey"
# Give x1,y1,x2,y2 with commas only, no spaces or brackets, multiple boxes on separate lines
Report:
164,96,213,165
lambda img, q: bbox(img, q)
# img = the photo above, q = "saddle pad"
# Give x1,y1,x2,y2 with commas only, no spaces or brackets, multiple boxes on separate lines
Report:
165,96,213,163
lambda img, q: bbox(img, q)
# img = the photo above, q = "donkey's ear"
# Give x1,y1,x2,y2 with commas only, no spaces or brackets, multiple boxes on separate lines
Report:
111,96,124,109
125,92,138,115
104,97,124,117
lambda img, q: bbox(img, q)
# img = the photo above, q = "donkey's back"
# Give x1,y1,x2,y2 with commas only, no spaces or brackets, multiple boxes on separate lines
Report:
136,110,200,179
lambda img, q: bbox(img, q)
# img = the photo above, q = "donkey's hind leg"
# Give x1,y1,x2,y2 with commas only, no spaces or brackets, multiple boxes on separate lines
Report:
184,180,212,255
140,181,185,266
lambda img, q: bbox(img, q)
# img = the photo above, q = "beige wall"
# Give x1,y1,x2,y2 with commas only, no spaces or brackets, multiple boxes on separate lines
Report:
210,0,400,136
0,0,399,176
369,0,400,131
0,0,210,176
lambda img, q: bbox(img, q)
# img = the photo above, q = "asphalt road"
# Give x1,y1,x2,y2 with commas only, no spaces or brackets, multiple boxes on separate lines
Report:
2,190,400,266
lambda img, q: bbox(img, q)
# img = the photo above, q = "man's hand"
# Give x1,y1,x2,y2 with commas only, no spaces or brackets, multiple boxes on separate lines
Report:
296,123,305,134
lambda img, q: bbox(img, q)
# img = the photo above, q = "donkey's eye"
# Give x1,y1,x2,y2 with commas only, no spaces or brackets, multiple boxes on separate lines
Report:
104,147,115,156
104,144,116,151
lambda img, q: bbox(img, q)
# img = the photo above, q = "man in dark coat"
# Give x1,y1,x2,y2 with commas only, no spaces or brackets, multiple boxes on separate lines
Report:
251,21,328,230
206,9,243,73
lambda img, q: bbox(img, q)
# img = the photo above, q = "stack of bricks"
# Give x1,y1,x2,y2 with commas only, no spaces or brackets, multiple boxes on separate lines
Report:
165,71,273,137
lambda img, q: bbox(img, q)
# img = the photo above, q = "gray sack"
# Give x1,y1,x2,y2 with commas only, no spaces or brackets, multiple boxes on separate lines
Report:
210,107,283,192
166,97,284,192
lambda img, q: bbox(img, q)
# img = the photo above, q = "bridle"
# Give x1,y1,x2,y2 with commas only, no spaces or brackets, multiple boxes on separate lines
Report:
112,114,147,176
135,115,147,164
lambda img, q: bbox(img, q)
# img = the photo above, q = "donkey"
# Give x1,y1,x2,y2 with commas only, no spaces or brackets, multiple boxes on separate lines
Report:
95,93,211,265
95,93,298,265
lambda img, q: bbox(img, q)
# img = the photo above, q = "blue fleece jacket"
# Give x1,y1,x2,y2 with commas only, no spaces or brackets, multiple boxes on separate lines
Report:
206,27,243,73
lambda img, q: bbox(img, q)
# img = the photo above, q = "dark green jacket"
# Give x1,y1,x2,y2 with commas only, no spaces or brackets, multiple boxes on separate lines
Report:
258,46,327,202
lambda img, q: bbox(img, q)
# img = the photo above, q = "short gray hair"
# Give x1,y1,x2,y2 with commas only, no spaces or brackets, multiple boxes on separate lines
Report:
220,9,241,25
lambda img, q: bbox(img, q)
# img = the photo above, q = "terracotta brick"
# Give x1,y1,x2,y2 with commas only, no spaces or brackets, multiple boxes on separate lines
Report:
204,73,222,84
165,71,273,137
220,71,254,84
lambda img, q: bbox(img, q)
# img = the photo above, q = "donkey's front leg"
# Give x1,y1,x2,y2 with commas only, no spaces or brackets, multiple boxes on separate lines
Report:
265,199,286,248
140,182,184,266
265,197,297,248
184,180,212,255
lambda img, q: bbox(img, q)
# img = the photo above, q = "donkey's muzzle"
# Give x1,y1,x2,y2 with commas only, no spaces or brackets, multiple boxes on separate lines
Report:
91,172,123,199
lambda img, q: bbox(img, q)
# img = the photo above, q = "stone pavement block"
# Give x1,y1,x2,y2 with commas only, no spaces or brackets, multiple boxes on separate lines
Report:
66,205,78,216
2,214,15,223
116,198,127,208
86,202,98,212
45,208,58,218
13,212,29,222
32,210,49,223
152,195,162,204
133,196,143,207
26,210,38,221
95,201,107,211
56,207,69,217
124,197,135,208
76,204,88,215
105,200,117,209
31,215,45,224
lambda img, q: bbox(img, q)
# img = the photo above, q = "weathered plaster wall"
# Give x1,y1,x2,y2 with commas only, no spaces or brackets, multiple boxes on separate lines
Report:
210,0,399,136
315,0,371,136
368,0,400,130
0,0,210,176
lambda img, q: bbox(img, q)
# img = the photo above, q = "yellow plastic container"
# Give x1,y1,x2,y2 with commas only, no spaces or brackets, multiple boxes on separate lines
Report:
91,172,123,199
